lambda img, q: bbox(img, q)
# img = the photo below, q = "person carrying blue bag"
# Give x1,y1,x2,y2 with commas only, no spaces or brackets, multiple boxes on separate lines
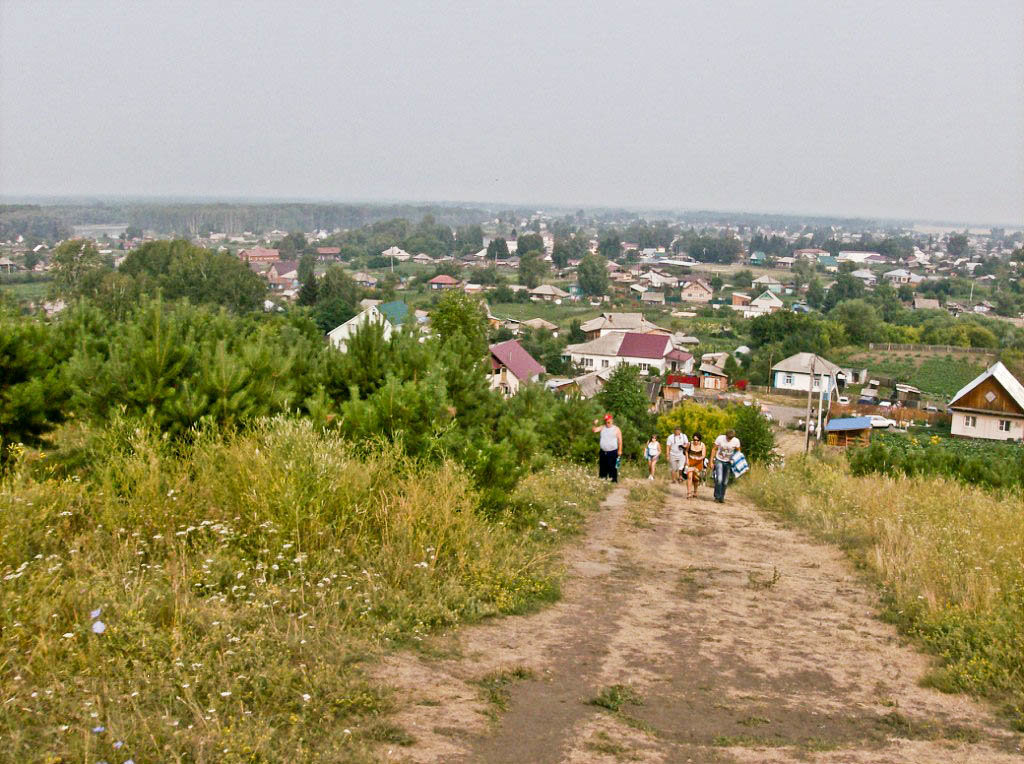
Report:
710,429,742,503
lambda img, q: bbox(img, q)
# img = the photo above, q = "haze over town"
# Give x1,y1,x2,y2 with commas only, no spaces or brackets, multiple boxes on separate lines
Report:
1,0,1022,225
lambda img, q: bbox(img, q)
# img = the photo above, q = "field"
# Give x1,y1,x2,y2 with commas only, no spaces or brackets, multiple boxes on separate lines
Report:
0,420,609,762
740,456,1024,729
834,348,989,398
0,279,51,303
848,431,1024,490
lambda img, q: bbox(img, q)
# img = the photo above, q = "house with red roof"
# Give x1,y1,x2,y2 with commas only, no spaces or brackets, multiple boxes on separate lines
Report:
563,332,680,376
489,339,545,396
237,247,280,264
427,274,460,290
316,246,341,258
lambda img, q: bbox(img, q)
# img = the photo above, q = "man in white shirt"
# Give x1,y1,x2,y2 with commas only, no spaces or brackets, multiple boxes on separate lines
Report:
710,429,741,503
666,426,689,484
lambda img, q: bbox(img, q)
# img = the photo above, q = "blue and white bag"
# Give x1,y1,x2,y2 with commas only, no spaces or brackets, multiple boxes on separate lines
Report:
730,450,749,477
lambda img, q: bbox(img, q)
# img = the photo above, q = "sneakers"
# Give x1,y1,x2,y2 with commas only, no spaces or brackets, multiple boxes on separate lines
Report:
647,475,654,481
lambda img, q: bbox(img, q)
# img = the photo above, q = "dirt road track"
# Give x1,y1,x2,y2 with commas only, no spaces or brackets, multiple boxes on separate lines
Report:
375,481,1022,763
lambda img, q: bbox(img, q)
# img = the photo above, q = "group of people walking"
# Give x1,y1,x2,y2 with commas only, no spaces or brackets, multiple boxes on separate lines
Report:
594,414,742,503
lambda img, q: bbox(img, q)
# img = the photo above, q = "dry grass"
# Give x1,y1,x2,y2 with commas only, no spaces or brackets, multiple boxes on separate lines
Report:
0,418,609,762
740,455,1024,729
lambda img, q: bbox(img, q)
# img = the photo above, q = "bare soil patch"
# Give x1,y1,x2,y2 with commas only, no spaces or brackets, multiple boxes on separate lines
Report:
372,479,1022,762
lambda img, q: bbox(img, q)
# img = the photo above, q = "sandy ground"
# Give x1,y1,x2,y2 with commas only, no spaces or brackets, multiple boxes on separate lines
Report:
372,480,1022,763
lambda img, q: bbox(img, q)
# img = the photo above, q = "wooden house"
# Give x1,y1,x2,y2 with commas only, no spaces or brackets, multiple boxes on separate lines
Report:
825,416,873,447
948,361,1024,441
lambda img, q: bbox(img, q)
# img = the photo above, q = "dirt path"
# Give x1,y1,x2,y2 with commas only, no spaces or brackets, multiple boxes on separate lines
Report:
374,481,1021,763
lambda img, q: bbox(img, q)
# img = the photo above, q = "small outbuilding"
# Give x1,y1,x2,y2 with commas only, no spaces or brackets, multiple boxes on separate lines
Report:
824,416,873,447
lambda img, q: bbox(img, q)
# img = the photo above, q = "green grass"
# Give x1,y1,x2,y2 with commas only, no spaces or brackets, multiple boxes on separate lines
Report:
473,666,535,715
0,419,609,762
588,684,644,712
0,279,51,302
835,349,988,397
740,456,1024,730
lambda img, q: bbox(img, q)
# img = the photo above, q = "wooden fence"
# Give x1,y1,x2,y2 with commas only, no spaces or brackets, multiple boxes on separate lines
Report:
868,343,995,356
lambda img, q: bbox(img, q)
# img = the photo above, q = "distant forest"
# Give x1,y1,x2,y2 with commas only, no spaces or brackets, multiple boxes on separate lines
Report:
0,202,493,240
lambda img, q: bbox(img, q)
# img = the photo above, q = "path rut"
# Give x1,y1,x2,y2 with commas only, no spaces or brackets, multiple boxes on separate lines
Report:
375,481,1021,763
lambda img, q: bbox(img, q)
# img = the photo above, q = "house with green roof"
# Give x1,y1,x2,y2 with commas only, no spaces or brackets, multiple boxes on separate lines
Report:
379,301,410,325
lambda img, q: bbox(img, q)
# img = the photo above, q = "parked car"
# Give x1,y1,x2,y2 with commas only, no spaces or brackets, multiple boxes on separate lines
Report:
868,415,898,429
837,395,850,405
924,403,939,413
878,400,892,409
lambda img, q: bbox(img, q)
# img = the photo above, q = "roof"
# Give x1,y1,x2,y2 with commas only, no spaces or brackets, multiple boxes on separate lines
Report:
771,352,842,376
529,284,569,297
489,339,545,381
753,275,782,284
950,361,1024,410
825,417,873,432
317,246,341,255
579,312,663,334
522,317,558,331
751,290,784,306
913,297,941,310
666,348,692,362
699,363,727,377
640,291,665,302
427,274,459,285
272,260,298,274
379,300,409,324
617,333,671,359
570,368,614,398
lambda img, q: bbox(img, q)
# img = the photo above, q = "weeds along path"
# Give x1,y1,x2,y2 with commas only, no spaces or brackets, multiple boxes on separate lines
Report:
374,481,1021,763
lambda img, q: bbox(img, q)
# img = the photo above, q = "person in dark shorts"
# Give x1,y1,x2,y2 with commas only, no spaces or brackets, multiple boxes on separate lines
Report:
592,413,623,482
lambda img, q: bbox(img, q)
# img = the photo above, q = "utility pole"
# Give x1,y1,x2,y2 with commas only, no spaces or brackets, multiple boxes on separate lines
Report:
804,355,816,453
816,375,827,440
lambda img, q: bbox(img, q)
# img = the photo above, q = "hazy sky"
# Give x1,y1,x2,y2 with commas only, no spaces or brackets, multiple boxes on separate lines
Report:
2,1,1022,224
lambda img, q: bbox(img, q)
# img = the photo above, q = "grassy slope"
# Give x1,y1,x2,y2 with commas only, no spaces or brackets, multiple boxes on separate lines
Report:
0,420,608,762
740,457,1024,730
834,348,989,398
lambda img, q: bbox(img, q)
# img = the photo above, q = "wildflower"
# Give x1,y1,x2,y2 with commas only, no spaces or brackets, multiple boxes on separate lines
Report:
92,621,107,635
92,725,105,733
90,608,102,619
113,741,124,749
62,632,74,639
220,691,231,697
301,693,311,702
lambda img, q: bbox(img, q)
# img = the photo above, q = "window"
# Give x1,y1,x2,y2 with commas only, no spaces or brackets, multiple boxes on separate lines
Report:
584,357,593,368
601,359,609,368
639,363,649,372
999,419,1011,432
784,373,794,385
964,415,977,428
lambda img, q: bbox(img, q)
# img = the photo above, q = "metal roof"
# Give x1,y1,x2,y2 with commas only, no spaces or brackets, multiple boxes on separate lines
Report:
825,417,873,432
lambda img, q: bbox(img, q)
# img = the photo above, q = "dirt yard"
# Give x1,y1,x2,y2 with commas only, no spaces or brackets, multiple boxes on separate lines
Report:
372,479,1022,763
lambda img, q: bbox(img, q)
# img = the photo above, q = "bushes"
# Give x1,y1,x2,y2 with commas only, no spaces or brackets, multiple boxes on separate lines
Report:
848,433,1024,491
741,457,1024,728
656,401,775,463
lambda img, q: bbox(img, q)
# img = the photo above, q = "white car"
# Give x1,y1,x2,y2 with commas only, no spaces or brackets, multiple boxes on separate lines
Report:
837,396,850,405
868,415,898,429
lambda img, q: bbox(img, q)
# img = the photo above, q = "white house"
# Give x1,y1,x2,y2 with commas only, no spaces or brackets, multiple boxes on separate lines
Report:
771,352,842,395
752,275,783,294
579,312,668,339
949,361,1024,441
564,332,675,375
327,306,393,351
748,290,784,314
489,339,545,397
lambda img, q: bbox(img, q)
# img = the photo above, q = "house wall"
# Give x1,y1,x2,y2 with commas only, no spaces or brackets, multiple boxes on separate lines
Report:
951,411,1023,441
489,367,521,397
772,370,835,394
951,376,1024,416
568,352,668,375
680,286,712,302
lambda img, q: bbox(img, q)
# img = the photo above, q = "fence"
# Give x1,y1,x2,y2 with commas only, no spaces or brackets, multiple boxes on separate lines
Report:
868,343,996,356
829,402,949,426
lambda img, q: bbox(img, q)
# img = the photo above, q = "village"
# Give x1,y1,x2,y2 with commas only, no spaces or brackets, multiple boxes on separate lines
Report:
5,211,1022,448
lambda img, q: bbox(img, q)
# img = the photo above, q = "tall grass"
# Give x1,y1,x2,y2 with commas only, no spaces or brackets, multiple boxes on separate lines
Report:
740,456,1024,729
0,418,608,762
